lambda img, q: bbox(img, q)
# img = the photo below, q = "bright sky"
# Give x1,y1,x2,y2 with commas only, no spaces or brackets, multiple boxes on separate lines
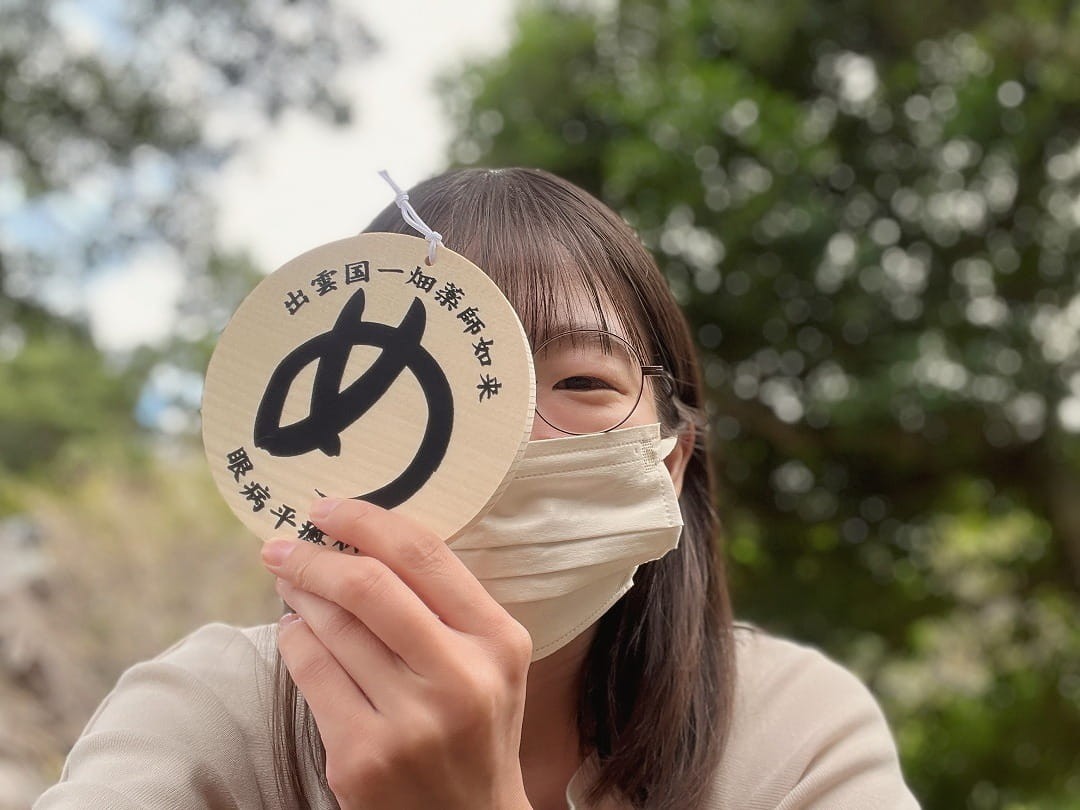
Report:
87,0,517,351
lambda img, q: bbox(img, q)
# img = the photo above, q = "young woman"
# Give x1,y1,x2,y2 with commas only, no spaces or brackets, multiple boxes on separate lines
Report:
37,168,919,809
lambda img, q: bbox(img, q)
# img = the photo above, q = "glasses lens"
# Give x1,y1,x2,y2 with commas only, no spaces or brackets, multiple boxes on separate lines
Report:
533,330,644,435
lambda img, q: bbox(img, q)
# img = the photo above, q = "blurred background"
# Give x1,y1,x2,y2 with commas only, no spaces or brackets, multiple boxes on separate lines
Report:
2,0,1079,807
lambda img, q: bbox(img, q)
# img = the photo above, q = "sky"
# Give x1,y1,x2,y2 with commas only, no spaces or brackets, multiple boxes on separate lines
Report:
212,0,517,271
86,0,517,352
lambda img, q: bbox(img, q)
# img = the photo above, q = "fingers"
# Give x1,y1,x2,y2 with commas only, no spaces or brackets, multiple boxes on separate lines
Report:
276,613,381,753
303,498,511,636
276,578,413,709
264,538,459,674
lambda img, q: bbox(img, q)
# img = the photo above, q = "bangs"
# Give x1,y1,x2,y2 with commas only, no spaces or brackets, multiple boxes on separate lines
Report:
364,169,656,361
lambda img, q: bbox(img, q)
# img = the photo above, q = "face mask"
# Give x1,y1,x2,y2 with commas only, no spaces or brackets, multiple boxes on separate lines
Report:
449,423,683,660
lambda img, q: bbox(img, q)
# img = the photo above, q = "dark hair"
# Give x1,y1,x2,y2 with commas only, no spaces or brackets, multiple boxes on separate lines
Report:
272,168,735,809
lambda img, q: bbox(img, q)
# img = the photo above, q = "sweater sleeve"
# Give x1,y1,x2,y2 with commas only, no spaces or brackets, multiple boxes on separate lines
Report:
709,628,921,810
34,623,281,810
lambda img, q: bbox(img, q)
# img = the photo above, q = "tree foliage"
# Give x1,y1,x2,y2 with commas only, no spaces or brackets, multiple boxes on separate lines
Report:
0,0,369,477
446,1,1080,806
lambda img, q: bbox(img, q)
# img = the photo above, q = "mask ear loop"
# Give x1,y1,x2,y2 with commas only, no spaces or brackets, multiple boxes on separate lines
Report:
658,434,679,459
646,367,684,439
378,170,443,265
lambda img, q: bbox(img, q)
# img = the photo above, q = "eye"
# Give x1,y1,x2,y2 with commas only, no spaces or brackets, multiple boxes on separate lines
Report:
553,375,616,391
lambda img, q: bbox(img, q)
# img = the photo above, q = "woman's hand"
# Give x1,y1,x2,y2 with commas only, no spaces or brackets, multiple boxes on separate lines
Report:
261,498,534,810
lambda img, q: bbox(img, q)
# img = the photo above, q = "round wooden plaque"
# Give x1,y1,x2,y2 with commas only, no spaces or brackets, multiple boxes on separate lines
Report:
202,233,534,545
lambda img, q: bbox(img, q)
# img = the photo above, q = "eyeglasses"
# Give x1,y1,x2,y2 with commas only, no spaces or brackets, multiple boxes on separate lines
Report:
532,328,672,436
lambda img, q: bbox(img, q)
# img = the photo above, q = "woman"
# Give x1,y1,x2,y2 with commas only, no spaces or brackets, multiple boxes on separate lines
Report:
37,168,919,809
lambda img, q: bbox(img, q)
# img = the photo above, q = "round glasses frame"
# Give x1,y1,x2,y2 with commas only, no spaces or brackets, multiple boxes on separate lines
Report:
531,328,673,436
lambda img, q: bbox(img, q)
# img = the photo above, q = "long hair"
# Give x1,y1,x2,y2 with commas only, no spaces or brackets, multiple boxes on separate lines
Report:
271,168,735,809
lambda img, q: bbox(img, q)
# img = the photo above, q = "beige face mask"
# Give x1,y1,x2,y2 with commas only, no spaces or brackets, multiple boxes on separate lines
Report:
449,423,683,660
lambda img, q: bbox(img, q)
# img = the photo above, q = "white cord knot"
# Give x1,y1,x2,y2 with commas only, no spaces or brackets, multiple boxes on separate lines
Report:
379,170,443,264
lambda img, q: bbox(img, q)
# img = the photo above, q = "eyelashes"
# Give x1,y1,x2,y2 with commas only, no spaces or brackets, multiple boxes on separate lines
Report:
553,375,617,392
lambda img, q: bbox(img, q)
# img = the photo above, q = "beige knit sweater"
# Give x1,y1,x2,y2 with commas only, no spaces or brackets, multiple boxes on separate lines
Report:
35,623,920,809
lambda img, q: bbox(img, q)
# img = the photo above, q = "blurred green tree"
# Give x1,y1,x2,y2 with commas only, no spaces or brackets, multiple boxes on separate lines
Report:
0,0,370,479
445,1,1080,806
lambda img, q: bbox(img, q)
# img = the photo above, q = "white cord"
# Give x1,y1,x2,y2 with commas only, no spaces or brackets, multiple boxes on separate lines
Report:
378,170,443,264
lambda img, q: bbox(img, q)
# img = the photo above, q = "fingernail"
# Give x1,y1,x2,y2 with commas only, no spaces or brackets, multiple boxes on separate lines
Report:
309,498,343,520
261,539,296,568
279,612,303,627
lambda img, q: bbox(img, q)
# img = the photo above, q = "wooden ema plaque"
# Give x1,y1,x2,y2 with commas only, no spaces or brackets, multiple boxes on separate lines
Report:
202,232,535,548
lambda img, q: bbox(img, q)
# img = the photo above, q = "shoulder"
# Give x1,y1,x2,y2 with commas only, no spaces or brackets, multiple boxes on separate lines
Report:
35,623,281,809
731,624,880,722
707,624,921,810
145,621,277,685
76,621,278,730
99,622,279,731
